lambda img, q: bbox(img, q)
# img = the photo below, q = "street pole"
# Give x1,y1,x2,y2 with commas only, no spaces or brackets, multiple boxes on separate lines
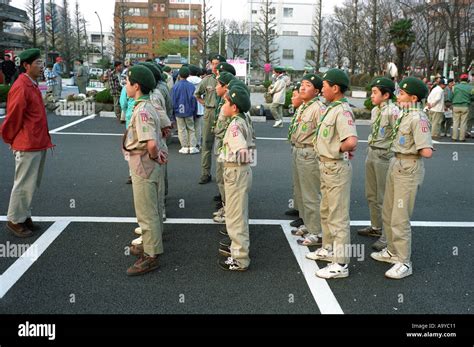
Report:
188,0,191,64
41,0,48,64
218,0,222,55
95,11,104,62
247,0,252,85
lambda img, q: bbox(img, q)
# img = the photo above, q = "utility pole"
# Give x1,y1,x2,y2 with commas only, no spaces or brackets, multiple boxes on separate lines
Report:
247,0,252,85
41,0,49,64
188,0,191,64
218,0,223,55
95,11,104,62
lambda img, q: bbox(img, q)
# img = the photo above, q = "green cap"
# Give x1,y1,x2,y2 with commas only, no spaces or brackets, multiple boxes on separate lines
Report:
209,53,226,62
228,79,250,95
322,68,350,88
292,82,301,92
188,64,200,76
217,62,236,76
370,76,395,92
399,77,429,101
228,86,251,113
140,62,161,85
274,66,285,73
302,73,323,91
127,65,156,93
179,66,190,78
19,48,41,64
218,71,235,86
162,65,171,72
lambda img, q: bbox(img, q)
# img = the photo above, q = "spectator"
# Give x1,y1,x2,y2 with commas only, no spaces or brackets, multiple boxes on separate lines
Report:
44,63,58,99
452,73,474,142
426,78,447,138
2,54,17,85
74,59,87,94
441,79,454,137
107,61,124,122
187,65,204,148
52,57,63,99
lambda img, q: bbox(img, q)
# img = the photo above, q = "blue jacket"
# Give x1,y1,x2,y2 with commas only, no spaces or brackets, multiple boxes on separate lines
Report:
171,79,197,118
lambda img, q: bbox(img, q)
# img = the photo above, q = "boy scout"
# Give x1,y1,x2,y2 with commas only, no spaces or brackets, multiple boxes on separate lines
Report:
358,77,399,252
123,65,168,276
218,86,254,271
306,69,358,279
288,74,325,247
371,77,433,279
195,54,226,184
268,66,288,128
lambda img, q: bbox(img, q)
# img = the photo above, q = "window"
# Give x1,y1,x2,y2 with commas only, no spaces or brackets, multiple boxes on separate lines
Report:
282,49,294,59
169,9,199,19
283,7,293,17
160,3,165,12
127,23,148,30
179,37,198,46
128,7,148,16
269,7,275,15
126,53,148,59
251,9,257,14
91,34,103,43
131,37,148,45
168,24,198,31
306,50,315,60
282,31,298,36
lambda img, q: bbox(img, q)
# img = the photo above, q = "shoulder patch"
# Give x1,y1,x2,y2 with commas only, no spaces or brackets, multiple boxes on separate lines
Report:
230,123,240,137
419,118,429,133
343,110,353,118
140,110,150,122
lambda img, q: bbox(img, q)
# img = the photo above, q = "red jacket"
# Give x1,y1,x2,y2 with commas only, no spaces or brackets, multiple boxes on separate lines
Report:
1,73,54,151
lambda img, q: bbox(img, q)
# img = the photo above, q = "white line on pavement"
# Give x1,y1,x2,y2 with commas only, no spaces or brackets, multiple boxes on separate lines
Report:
49,114,96,133
0,220,70,299
281,222,344,314
52,132,122,136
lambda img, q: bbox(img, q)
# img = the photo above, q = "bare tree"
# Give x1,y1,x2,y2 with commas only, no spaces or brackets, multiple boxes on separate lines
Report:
113,0,133,62
198,0,217,67
254,0,279,81
57,0,72,73
46,0,57,51
23,0,42,48
72,1,84,60
308,0,323,71
226,20,249,59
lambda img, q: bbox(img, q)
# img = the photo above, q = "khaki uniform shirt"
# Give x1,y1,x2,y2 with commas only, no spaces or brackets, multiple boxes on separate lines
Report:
291,99,326,146
315,100,358,160
391,109,433,154
219,114,255,164
368,102,399,150
124,99,161,151
195,74,218,108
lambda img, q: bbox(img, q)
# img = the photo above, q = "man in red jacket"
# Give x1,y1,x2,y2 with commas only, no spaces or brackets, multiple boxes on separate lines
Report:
1,48,54,238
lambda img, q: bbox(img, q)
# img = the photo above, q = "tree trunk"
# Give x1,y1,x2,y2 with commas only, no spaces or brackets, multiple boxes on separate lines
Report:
369,0,377,76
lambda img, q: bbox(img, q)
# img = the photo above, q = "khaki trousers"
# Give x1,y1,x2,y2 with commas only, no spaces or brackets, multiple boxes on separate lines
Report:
270,103,283,121
319,160,352,264
200,107,215,177
382,158,425,264
224,165,252,268
131,164,164,256
176,117,197,148
216,159,225,203
7,150,47,224
291,145,301,212
294,147,321,235
365,147,393,236
452,106,469,141
428,111,444,137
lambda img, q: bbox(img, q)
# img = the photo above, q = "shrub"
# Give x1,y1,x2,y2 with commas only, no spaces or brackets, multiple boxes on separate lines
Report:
0,84,11,104
94,88,114,104
263,80,271,89
284,89,292,109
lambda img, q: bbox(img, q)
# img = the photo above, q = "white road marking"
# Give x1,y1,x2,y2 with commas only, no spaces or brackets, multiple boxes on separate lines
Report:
49,114,96,133
0,220,70,299
52,132,122,136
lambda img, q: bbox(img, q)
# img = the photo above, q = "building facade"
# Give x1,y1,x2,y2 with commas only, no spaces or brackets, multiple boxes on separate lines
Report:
114,0,202,61
0,0,28,54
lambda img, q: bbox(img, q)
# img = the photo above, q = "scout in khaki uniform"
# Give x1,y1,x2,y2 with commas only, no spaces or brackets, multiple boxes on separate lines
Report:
286,82,303,218
123,65,168,276
217,86,255,271
288,74,325,247
358,77,399,252
371,77,433,280
195,54,227,184
268,66,288,128
306,69,358,279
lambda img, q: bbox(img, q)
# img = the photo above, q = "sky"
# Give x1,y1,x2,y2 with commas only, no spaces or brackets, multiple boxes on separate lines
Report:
10,0,341,34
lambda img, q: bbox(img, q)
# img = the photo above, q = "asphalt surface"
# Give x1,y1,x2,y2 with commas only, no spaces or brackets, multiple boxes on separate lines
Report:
0,111,473,315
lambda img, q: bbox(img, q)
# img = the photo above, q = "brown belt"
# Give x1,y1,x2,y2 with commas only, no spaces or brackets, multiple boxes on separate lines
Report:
318,156,343,162
294,143,314,149
395,153,421,159
224,162,250,168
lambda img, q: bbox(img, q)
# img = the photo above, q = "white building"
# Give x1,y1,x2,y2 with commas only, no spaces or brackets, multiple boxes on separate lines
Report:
87,31,114,65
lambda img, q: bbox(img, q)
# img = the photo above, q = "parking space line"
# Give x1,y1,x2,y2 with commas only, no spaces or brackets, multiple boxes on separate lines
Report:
49,114,96,133
52,132,123,136
0,220,70,299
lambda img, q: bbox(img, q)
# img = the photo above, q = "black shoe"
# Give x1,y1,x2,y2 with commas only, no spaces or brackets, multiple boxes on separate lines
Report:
199,175,211,184
290,218,304,228
126,176,132,184
213,194,222,202
218,256,248,271
284,208,299,217
220,237,231,248
219,228,228,236
219,244,231,257
215,201,224,210
24,217,41,231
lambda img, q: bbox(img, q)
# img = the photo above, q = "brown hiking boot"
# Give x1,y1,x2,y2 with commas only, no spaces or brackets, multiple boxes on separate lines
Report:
6,221,33,238
127,255,159,276
129,244,144,257
357,226,382,237
24,218,41,231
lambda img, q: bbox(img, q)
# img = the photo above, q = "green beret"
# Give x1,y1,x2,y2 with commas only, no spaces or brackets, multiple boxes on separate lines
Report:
140,62,161,85
162,65,171,72
274,66,285,73
127,65,156,93
228,86,251,113
322,68,350,88
179,66,190,78
209,53,226,62
218,71,235,86
399,77,429,101
370,76,395,92
19,48,41,64
217,62,236,76
228,79,250,95
302,73,323,91
188,64,200,76
292,82,301,92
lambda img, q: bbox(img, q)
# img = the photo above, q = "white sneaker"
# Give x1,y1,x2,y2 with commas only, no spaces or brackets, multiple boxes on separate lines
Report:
162,207,166,221
213,207,225,217
131,236,142,246
189,147,200,154
134,227,142,235
316,263,349,279
385,262,412,279
291,225,308,236
213,214,226,224
306,248,333,262
370,248,399,264
273,120,283,128
179,147,189,154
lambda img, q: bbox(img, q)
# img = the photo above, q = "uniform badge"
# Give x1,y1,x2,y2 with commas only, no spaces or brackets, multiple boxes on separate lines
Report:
323,128,329,137
348,119,354,126
420,119,429,133
380,127,385,136
343,111,352,118
399,136,405,145
302,124,308,132
142,126,148,133
230,124,239,137
140,111,149,122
